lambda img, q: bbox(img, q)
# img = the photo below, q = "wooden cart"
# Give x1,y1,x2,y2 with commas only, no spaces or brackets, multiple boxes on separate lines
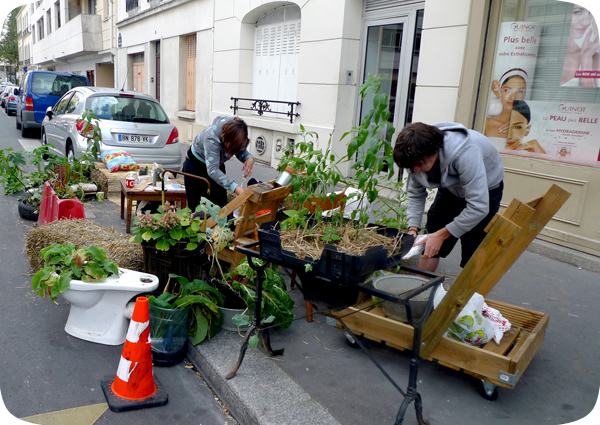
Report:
330,184,570,397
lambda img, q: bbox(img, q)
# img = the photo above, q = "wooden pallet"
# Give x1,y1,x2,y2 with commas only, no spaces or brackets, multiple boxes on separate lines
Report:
331,184,569,390
332,299,549,389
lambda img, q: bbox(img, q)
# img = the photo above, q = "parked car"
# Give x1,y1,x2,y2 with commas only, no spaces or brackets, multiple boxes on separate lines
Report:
5,87,19,116
16,70,89,137
0,85,13,108
42,87,182,170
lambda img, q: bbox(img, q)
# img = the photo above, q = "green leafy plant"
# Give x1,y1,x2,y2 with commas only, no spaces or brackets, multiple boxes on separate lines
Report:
148,274,224,345
77,109,103,161
278,128,346,232
341,74,398,229
227,258,294,339
31,243,119,302
131,201,208,251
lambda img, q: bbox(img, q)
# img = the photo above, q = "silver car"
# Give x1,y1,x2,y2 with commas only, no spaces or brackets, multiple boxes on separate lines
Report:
41,87,182,170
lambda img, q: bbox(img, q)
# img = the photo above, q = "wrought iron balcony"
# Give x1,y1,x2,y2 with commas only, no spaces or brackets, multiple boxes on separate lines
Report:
230,97,300,124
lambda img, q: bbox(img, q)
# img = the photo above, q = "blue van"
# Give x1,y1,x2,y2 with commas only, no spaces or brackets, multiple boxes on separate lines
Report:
16,71,89,137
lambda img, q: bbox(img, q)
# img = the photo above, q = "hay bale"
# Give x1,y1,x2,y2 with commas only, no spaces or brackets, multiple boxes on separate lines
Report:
25,219,144,273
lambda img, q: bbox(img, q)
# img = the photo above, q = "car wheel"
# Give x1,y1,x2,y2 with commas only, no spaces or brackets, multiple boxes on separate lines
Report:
41,131,50,160
16,113,21,129
66,144,75,162
21,121,28,138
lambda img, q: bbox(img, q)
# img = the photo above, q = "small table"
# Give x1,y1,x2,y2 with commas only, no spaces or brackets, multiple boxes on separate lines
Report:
120,179,187,233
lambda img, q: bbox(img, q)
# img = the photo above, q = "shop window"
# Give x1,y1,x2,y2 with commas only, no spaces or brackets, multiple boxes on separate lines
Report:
483,0,600,168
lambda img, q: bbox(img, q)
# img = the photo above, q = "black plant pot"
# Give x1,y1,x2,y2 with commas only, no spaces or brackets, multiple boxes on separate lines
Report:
142,241,206,294
18,200,39,221
255,219,415,311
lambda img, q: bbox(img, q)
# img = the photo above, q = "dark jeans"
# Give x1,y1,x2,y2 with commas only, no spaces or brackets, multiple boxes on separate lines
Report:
425,182,504,267
182,148,227,212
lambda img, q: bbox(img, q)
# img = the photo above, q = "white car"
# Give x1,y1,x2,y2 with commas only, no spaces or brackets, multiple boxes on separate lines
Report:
41,87,182,170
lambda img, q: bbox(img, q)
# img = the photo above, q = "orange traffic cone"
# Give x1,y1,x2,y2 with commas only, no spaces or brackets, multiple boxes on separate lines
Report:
101,297,168,412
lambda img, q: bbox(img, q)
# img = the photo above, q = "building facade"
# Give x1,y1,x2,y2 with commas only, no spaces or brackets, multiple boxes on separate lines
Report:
29,0,117,87
20,0,600,258
16,4,35,84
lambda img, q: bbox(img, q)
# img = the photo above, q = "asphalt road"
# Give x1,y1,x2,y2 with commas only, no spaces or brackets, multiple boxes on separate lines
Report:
0,110,235,425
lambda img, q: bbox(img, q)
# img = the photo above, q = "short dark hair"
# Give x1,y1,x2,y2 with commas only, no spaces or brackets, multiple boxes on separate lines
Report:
393,122,445,169
222,117,249,155
511,100,531,123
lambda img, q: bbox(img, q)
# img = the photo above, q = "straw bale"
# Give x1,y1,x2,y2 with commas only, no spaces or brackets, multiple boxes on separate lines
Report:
25,219,144,273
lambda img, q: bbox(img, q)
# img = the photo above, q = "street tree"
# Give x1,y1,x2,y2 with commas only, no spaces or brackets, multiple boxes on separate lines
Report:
0,7,20,82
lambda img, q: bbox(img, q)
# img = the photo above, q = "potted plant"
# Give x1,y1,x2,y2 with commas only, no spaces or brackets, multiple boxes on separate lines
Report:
255,75,414,311
131,201,208,292
147,273,223,366
219,258,293,345
31,242,119,301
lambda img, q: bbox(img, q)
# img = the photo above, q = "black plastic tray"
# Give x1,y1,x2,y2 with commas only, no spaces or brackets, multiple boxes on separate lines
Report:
254,220,415,311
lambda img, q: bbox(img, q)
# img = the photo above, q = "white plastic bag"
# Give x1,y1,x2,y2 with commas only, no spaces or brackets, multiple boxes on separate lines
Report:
433,287,495,345
402,234,427,260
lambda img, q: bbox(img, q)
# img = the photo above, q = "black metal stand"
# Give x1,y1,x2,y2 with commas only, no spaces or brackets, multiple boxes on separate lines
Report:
226,255,283,380
227,242,444,425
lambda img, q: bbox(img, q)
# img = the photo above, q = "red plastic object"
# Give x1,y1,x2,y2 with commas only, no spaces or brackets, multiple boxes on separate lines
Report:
37,182,85,226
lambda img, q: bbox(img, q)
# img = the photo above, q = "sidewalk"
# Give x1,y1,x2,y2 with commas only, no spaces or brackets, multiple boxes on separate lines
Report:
190,157,600,425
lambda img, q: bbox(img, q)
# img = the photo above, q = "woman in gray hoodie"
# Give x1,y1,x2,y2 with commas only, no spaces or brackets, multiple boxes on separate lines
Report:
183,115,254,211
393,122,504,272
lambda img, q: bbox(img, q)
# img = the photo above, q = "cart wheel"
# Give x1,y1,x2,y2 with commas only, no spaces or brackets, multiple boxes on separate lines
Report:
480,380,499,400
344,331,360,348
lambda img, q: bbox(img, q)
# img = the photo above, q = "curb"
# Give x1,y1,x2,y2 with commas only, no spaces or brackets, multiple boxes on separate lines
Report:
527,238,600,273
187,331,342,425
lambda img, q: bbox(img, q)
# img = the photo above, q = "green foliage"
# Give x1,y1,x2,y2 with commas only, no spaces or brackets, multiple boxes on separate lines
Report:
0,145,97,210
31,243,119,302
0,8,19,70
342,74,397,229
77,109,102,161
278,128,346,232
229,258,294,330
147,274,224,345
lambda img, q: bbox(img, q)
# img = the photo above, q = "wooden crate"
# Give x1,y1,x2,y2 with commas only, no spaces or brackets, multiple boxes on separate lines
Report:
331,298,549,389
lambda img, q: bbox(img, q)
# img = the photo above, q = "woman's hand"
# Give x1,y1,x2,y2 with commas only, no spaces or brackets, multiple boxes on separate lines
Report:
243,157,254,178
407,226,419,237
516,139,546,154
234,185,245,196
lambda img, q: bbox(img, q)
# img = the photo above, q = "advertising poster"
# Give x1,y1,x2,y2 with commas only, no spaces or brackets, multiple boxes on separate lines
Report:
561,4,600,87
485,21,543,147
502,99,600,168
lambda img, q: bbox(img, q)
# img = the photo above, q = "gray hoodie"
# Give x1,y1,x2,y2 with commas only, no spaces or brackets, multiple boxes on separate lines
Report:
406,122,504,238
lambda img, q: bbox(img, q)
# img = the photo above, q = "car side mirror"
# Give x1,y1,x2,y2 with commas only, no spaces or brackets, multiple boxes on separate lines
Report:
45,107,53,119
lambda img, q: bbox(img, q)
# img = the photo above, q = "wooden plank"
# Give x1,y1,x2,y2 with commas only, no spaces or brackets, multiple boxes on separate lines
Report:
509,312,550,375
485,299,544,331
484,199,535,232
420,215,521,359
437,360,462,372
364,334,383,343
482,327,521,355
525,196,543,208
474,184,570,298
333,306,513,381
203,189,253,230
386,342,407,352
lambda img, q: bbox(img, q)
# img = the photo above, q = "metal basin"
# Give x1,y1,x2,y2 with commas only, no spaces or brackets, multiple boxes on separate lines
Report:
373,274,431,323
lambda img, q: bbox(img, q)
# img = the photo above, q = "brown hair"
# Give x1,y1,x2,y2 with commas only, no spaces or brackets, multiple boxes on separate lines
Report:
393,122,444,169
222,117,249,155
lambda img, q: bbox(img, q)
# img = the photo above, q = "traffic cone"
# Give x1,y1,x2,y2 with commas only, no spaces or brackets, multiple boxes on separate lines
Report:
101,297,168,412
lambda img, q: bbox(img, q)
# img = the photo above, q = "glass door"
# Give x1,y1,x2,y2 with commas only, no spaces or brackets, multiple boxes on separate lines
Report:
355,10,424,172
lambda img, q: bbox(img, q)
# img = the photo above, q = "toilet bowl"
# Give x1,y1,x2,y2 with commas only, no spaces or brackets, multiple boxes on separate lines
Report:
61,268,159,345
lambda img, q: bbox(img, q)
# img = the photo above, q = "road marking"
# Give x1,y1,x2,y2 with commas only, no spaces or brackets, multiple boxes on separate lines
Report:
20,403,108,425
18,139,42,152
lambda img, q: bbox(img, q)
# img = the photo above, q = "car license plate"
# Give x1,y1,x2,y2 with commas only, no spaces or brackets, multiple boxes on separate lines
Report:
118,134,152,143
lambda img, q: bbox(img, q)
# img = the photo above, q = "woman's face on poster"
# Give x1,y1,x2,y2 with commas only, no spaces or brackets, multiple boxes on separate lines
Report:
499,77,526,110
570,6,593,39
507,110,530,145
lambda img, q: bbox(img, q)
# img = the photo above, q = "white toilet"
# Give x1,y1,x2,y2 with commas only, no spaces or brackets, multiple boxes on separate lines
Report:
61,268,159,346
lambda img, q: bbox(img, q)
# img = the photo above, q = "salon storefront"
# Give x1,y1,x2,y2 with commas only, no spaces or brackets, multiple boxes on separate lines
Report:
470,0,600,257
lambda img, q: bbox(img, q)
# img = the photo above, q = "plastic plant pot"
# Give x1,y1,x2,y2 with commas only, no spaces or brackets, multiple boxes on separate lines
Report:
149,304,190,367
